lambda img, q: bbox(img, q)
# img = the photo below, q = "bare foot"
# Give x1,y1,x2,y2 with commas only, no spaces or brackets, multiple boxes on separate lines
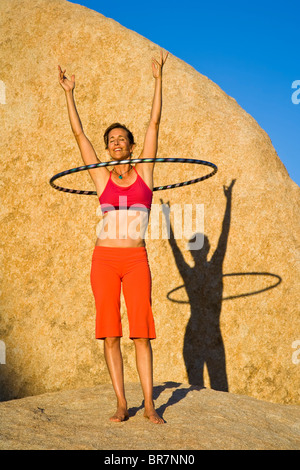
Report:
144,407,165,424
109,406,129,423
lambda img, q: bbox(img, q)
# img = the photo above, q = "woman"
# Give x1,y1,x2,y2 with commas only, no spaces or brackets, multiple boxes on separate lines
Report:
58,50,168,424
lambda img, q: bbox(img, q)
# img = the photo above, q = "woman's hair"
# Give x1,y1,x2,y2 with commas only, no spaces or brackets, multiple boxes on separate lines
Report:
103,122,135,149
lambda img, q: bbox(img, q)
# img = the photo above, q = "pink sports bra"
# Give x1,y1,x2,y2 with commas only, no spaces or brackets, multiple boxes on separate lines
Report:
99,167,153,214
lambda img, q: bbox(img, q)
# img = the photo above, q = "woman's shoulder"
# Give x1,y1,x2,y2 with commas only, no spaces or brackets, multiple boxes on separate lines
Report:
134,164,153,192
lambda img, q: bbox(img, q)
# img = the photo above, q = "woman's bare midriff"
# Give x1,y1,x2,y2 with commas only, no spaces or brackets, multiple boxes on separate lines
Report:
95,209,150,248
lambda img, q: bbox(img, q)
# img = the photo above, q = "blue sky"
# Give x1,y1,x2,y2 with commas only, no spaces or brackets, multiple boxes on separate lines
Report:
69,0,300,186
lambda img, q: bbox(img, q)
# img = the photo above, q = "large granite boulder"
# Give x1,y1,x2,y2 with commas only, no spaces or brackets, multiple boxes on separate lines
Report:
0,0,299,404
0,383,299,450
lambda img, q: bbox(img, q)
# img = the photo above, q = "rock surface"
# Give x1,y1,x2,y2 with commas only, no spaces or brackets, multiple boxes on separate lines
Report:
0,383,299,450
0,0,299,404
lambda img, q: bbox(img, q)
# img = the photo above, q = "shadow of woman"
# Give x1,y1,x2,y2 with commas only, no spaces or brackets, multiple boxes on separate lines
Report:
128,381,203,422
160,179,236,392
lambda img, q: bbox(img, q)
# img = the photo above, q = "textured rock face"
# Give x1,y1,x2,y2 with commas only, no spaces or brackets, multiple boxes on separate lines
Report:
0,384,299,450
0,0,299,403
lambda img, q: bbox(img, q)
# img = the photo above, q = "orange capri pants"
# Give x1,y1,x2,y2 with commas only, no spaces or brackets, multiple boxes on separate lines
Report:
90,246,156,340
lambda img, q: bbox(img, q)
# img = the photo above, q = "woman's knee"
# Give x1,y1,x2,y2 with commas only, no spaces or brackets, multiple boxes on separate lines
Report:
104,337,121,349
133,338,151,348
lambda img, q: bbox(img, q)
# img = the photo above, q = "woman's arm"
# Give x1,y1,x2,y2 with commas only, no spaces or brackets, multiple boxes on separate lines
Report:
58,66,108,187
136,52,169,185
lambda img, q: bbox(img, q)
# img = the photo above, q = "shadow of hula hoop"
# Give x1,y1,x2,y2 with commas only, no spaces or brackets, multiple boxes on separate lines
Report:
166,272,282,303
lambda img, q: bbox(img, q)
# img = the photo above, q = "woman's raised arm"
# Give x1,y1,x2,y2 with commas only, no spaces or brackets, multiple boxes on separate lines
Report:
136,51,169,185
58,66,108,188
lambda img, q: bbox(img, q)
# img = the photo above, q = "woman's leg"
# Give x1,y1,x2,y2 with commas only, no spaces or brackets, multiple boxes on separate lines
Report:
104,337,129,422
121,249,163,423
133,338,164,424
91,247,127,421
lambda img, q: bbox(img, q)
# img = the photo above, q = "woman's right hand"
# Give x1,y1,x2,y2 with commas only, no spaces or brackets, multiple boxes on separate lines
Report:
58,65,75,92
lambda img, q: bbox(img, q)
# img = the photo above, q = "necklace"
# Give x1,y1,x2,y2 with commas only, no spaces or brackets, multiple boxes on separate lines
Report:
113,165,132,180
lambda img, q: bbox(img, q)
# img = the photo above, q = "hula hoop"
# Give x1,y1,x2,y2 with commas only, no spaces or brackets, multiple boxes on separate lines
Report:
49,158,218,195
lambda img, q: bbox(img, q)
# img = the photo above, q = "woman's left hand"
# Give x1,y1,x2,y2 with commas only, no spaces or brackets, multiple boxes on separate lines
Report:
152,50,169,79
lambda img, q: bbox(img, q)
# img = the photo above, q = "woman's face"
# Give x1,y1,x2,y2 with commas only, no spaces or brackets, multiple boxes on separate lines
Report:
107,128,133,161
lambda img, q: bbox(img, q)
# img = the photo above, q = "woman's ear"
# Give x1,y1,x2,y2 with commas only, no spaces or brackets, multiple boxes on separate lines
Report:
106,149,112,160
130,143,136,156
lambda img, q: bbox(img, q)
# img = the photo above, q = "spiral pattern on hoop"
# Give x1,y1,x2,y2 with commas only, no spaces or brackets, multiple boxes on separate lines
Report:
49,158,218,195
